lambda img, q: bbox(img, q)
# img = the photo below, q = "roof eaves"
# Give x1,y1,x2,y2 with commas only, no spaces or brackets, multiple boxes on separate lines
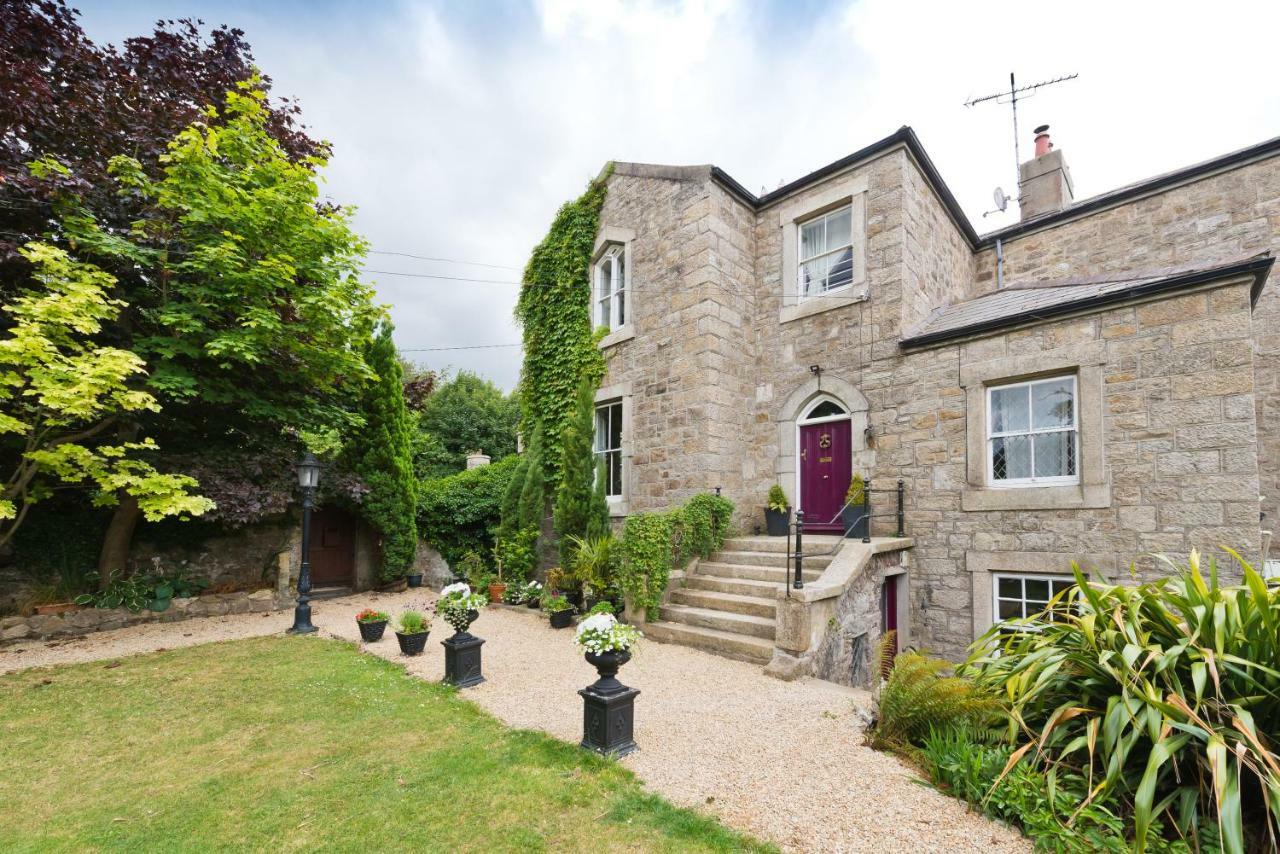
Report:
898,254,1275,351
977,135,1280,247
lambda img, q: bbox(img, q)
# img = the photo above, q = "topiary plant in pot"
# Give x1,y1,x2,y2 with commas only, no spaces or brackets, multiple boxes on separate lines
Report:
764,484,791,536
842,473,868,539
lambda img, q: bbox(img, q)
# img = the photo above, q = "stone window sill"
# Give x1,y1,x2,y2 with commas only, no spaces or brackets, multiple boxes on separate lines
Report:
598,324,635,349
607,497,629,518
961,481,1111,512
779,291,867,325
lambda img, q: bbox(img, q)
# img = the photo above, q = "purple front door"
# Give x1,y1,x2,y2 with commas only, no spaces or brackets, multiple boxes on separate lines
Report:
799,419,852,532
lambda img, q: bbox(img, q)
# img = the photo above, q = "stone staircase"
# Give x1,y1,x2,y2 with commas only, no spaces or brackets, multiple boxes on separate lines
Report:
643,534,845,664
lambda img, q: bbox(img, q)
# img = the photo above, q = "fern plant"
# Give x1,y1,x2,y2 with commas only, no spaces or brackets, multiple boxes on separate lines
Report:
870,632,1000,753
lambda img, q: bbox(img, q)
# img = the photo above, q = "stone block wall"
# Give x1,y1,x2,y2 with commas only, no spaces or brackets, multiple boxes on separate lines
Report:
0,588,289,643
974,157,1280,558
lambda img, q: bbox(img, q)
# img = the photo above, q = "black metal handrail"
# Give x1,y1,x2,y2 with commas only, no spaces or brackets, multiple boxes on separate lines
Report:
786,479,906,592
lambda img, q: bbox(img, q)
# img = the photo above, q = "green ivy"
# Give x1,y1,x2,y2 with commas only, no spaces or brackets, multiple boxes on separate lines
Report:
617,493,734,617
514,169,611,501
416,455,519,569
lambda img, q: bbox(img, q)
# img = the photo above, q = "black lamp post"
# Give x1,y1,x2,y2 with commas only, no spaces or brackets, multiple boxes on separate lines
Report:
288,452,322,635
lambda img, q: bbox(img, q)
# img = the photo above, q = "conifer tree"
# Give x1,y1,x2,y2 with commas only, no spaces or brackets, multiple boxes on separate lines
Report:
515,424,546,532
554,377,611,551
353,323,418,579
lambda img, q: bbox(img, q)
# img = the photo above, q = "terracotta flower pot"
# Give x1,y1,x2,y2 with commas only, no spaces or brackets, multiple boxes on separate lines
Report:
487,582,506,603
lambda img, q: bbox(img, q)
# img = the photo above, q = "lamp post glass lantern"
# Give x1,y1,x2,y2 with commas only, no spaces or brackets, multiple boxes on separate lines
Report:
289,452,323,634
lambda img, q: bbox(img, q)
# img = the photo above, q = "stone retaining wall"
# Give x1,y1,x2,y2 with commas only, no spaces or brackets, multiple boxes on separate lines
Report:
0,588,289,643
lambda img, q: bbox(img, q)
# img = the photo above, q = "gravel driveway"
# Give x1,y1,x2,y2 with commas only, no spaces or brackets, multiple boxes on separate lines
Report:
1,590,1028,853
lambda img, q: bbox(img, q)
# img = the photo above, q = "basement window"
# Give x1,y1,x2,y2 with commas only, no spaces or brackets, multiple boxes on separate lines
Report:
993,573,1075,626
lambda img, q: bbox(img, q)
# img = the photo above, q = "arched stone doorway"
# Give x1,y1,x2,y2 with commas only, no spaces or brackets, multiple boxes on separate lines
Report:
774,376,872,532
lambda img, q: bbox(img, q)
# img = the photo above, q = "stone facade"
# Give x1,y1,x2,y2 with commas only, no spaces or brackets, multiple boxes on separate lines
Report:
592,129,1279,660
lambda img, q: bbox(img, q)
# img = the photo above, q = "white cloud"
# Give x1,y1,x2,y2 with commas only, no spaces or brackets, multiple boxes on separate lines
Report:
78,0,1280,390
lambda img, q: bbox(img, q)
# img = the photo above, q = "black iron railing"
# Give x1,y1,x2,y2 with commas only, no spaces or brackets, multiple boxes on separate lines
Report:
786,479,906,592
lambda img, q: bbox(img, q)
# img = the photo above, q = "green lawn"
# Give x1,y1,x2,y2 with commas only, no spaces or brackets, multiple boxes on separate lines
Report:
0,636,770,853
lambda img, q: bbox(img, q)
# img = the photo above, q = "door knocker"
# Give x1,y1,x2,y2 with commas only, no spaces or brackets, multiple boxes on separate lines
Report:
819,433,831,449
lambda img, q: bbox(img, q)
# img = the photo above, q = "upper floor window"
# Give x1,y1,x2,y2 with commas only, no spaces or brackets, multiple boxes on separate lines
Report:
987,375,1078,487
595,245,626,331
798,205,854,300
594,400,623,498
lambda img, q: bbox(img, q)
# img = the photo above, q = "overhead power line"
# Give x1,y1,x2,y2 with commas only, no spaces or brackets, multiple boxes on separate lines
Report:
400,343,521,352
368,249,522,271
362,269,521,285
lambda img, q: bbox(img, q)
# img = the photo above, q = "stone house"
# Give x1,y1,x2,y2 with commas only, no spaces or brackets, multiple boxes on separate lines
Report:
586,125,1279,676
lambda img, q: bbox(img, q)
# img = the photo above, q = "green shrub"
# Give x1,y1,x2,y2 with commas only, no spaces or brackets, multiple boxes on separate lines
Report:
845,473,866,506
962,551,1279,854
493,526,538,584
616,492,734,618
870,634,999,753
766,484,788,513
566,533,616,598
416,454,518,568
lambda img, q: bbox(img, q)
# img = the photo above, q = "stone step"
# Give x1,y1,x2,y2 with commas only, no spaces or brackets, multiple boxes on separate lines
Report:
721,535,846,554
309,586,352,601
669,588,777,618
658,603,776,639
642,620,775,664
697,561,821,584
710,549,836,570
683,574,785,598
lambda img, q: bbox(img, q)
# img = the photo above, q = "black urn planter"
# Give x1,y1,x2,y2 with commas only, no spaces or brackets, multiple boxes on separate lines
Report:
764,506,791,537
406,573,423,588
357,619,388,643
442,629,485,688
566,589,584,610
841,505,869,540
549,608,575,629
526,597,541,610
608,596,625,617
395,630,429,656
580,649,639,757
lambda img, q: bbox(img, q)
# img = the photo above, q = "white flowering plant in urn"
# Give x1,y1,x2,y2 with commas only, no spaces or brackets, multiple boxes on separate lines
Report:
435,582,488,633
573,612,642,654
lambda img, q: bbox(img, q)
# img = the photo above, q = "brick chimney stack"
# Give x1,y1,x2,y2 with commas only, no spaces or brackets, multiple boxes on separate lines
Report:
1018,124,1074,221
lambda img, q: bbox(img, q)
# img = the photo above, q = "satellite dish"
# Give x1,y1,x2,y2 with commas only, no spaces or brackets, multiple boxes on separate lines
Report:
992,186,1009,212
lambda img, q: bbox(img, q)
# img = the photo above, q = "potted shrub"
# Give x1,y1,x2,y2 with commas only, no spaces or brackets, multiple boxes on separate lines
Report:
567,534,615,613
487,574,506,604
842,473,869,539
394,608,430,656
524,580,543,609
765,484,791,536
355,608,390,642
543,592,575,629
547,566,583,610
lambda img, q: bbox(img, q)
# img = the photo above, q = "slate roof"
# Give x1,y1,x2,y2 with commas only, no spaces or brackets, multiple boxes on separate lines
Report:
898,255,1274,350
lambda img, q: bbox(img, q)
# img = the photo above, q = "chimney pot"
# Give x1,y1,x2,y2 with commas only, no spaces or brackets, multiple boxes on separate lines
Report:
1033,124,1052,157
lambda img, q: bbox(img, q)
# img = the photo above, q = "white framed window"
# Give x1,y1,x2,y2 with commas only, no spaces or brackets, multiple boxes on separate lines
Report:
798,205,854,300
993,573,1075,624
595,245,626,331
987,375,1078,487
594,400,623,498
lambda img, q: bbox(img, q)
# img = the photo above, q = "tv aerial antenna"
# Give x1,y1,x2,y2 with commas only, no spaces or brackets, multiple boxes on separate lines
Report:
965,72,1078,191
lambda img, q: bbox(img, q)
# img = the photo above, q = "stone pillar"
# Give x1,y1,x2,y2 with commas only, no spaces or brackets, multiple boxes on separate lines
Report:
465,451,490,470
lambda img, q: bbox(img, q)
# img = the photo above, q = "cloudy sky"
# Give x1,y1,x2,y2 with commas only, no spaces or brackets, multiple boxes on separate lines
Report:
79,0,1280,390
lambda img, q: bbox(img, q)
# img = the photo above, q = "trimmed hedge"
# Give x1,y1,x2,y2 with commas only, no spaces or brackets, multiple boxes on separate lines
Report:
416,455,518,569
